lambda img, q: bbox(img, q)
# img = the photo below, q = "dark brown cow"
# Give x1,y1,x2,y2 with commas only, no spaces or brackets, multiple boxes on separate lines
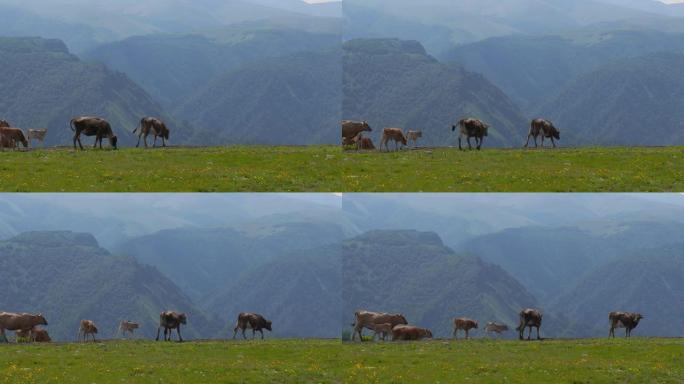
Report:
452,118,489,150
32,328,51,343
609,312,643,338
233,313,272,340
133,117,169,148
0,312,48,343
380,128,408,151
156,311,187,342
526,119,560,148
453,317,478,340
352,311,408,341
77,320,98,342
70,116,118,150
517,309,543,340
392,325,433,341
0,127,28,149
342,121,373,146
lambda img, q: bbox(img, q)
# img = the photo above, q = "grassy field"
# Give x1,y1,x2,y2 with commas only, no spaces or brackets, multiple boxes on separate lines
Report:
1,338,683,383
1,146,684,192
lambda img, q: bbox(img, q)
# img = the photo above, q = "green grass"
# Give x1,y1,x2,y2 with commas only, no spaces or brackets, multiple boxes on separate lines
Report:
2,146,684,191
1,339,683,383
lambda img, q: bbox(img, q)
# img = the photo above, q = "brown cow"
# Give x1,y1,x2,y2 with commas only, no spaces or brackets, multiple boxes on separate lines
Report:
609,312,643,338
77,320,98,342
0,127,29,149
392,325,433,341
70,116,118,150
27,129,48,148
233,313,272,340
32,328,51,343
118,320,140,338
406,130,423,147
156,311,187,342
370,323,394,341
484,322,509,336
452,118,489,151
380,128,408,152
133,117,169,148
352,311,408,341
517,309,543,340
526,119,560,148
0,312,48,343
342,121,372,146
453,317,478,340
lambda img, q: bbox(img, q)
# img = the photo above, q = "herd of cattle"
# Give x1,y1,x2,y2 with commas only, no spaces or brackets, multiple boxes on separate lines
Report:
0,311,272,344
0,116,170,151
0,309,647,344
351,309,645,342
342,118,561,151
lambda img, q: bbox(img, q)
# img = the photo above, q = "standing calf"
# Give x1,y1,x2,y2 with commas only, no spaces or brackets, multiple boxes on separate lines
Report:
233,313,272,340
517,308,543,341
406,130,423,147
77,320,98,342
526,119,560,148
380,128,408,152
156,311,187,342
118,320,140,338
27,129,48,148
609,312,643,338
453,317,478,339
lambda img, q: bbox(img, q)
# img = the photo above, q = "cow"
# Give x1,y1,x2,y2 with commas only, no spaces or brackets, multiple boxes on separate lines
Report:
133,117,169,148
156,311,187,342
609,312,643,338
406,130,423,147
233,313,273,340
77,320,98,342
32,328,51,343
0,312,48,343
453,318,478,340
27,129,48,148
342,121,372,146
484,322,509,336
452,118,489,151
118,320,140,338
70,116,118,150
358,136,376,150
0,127,29,149
352,311,408,341
526,119,560,148
517,309,543,341
380,128,408,152
392,325,433,341
370,323,394,341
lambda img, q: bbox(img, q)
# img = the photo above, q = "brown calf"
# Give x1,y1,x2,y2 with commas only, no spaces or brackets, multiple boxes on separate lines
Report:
453,317,478,339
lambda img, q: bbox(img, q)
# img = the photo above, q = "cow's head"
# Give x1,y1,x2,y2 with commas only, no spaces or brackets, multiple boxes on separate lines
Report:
164,130,170,140
265,320,273,332
362,121,372,132
36,314,48,326
397,315,408,325
110,135,118,150
424,329,433,339
179,313,188,324
483,125,489,137
92,325,99,334
474,321,479,329
553,128,560,140
633,313,644,323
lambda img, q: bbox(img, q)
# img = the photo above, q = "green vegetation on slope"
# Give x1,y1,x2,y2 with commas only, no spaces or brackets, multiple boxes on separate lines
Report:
2,146,684,192
1,339,683,383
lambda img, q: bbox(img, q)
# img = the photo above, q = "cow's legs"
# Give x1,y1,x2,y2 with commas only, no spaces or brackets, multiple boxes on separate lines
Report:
260,330,265,340
550,137,557,148
242,328,248,340
540,136,545,148
162,136,167,147
232,327,239,340
477,137,483,150
536,326,541,340
0,328,7,343
467,137,473,150
453,328,457,340
136,134,142,148
459,136,464,151
153,136,158,148
465,329,470,340
155,326,162,341
144,135,149,148
177,326,183,342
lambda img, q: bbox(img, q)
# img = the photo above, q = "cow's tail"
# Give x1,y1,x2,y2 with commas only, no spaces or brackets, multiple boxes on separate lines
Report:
69,118,76,132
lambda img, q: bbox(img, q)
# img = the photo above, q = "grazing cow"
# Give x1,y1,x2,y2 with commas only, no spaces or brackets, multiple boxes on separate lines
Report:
0,312,48,343
380,128,408,151
609,312,643,338
517,309,543,340
370,323,394,341
233,313,273,340
77,320,98,342
118,320,140,338
392,325,433,341
27,129,48,148
0,127,28,149
70,116,118,150
484,322,509,336
526,119,560,148
453,318,478,340
353,134,376,150
156,311,187,342
342,121,372,146
452,118,489,151
406,130,423,147
32,328,51,343
352,311,408,341
133,117,169,148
